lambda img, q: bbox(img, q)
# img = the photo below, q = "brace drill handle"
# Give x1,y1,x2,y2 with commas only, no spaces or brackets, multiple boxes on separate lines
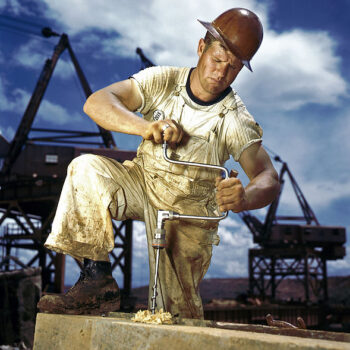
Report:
162,141,229,220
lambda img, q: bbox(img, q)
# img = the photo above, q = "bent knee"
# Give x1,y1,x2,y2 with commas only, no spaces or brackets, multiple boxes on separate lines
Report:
67,154,106,175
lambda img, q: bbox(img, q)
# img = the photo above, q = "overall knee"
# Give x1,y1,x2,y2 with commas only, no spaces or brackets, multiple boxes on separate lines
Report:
67,154,103,178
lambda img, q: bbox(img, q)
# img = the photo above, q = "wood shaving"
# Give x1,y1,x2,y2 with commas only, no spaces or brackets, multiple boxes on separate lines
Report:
132,308,173,325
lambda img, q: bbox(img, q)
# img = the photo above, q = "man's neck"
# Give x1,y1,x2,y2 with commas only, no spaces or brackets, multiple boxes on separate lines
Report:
187,68,232,106
189,68,218,102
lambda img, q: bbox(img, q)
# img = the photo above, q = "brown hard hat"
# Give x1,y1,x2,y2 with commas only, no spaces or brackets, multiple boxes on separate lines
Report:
198,8,263,72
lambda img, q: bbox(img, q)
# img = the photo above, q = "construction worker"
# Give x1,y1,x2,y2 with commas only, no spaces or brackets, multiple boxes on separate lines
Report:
38,8,279,318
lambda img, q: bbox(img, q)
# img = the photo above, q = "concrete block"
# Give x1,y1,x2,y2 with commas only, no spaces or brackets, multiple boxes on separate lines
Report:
0,267,41,348
33,313,350,350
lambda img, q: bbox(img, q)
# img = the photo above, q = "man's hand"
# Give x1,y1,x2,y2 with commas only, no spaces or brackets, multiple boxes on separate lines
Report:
142,119,184,145
215,143,280,213
215,170,248,213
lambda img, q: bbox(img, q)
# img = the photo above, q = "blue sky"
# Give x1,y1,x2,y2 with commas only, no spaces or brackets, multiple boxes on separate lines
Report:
0,0,349,288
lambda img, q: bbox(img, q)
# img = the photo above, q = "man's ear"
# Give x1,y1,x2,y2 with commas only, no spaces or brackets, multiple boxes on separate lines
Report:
197,38,205,57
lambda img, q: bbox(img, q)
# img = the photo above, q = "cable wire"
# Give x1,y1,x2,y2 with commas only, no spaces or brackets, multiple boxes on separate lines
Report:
0,21,41,37
0,14,59,40
264,145,283,163
0,14,44,29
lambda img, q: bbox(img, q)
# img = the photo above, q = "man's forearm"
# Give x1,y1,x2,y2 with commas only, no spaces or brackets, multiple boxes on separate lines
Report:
244,169,280,210
83,89,148,137
83,82,185,145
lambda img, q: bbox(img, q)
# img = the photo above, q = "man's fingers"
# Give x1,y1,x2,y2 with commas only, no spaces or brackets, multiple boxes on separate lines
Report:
149,120,172,143
163,126,173,142
217,194,245,213
216,176,246,213
217,191,244,205
217,187,241,198
215,176,223,187
216,177,241,191
216,169,239,187
153,128,163,143
157,119,184,144
219,204,242,213
175,128,184,143
215,170,246,213
143,119,187,145
166,120,183,143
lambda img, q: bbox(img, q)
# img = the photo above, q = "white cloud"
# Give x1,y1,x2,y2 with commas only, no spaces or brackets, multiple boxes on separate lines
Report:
13,39,75,80
293,179,350,212
38,98,82,125
0,124,15,140
0,78,29,113
327,109,350,179
0,78,8,111
258,106,350,214
2,0,348,120
14,39,43,67
0,85,81,126
238,29,348,112
41,0,267,68
38,0,347,112
0,0,35,15
131,220,149,287
207,215,255,278
328,236,350,276
0,78,26,141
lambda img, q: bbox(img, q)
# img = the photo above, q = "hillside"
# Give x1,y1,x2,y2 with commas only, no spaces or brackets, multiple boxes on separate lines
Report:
131,276,350,307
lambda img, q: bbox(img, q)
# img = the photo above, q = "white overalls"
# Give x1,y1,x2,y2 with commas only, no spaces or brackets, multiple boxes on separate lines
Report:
45,66,262,318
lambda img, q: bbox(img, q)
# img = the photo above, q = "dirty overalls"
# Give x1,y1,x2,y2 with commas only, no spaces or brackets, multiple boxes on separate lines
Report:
45,66,262,319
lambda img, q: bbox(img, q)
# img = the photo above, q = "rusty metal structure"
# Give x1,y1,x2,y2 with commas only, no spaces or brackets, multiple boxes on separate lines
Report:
239,156,346,303
136,47,155,69
0,28,136,298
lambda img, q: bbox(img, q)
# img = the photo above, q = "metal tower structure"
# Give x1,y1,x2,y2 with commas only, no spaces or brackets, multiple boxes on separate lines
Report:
0,28,136,298
136,47,155,70
239,156,346,303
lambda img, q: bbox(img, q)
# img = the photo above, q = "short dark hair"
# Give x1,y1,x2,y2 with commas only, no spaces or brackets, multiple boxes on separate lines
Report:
203,31,217,52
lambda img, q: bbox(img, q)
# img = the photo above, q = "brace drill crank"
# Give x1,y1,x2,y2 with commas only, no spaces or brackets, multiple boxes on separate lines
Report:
150,141,232,314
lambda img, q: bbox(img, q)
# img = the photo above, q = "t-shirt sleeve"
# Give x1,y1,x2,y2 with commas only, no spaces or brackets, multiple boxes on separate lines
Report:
224,95,263,162
131,66,175,120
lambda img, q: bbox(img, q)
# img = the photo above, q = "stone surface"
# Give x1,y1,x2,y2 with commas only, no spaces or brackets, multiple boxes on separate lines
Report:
0,267,41,348
33,312,350,350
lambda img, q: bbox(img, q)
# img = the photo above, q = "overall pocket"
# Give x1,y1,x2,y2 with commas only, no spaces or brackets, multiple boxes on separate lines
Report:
168,132,221,181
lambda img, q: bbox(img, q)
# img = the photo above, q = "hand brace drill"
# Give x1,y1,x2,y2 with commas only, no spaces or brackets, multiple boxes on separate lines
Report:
150,141,232,314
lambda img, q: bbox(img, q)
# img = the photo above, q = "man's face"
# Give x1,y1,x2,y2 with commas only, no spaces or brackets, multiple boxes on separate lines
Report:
194,39,243,100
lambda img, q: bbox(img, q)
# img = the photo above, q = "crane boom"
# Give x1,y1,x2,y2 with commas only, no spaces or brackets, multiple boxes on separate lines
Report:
1,32,116,175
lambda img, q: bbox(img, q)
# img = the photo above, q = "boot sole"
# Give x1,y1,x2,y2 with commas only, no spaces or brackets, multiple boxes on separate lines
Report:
39,297,121,316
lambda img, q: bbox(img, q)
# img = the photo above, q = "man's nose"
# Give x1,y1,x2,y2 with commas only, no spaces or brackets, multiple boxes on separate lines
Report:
215,63,229,80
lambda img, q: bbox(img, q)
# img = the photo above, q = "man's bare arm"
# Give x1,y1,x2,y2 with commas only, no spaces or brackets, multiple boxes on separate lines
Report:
83,79,183,144
216,143,280,213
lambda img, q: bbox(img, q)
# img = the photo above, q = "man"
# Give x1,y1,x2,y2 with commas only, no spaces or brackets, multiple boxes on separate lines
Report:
38,8,279,319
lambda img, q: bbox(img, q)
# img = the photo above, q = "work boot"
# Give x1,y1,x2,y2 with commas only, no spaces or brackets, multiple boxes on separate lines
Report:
37,259,120,315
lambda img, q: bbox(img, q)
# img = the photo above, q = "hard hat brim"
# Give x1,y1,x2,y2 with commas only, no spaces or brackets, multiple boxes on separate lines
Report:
197,19,253,72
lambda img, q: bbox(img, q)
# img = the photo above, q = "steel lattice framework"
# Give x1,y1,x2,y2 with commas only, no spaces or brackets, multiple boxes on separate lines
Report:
249,247,327,302
0,30,136,302
0,181,134,295
241,159,346,303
